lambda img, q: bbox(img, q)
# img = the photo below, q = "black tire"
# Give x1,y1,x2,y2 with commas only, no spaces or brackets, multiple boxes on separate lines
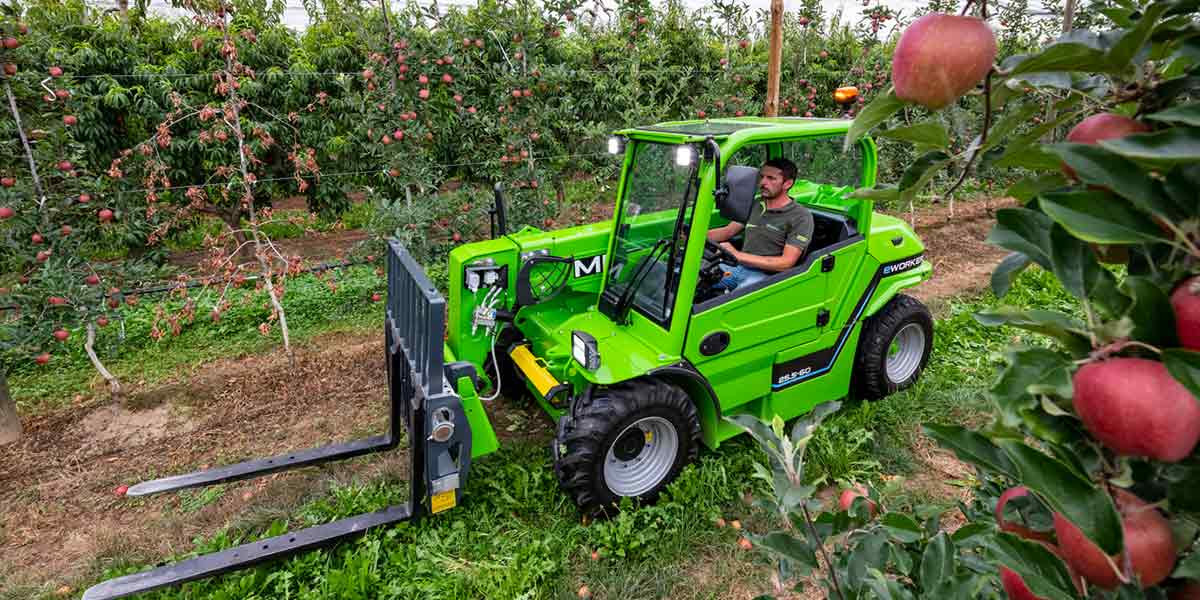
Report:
553,379,701,516
854,294,934,400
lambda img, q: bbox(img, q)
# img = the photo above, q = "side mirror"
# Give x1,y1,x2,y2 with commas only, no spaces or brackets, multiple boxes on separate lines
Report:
490,183,508,239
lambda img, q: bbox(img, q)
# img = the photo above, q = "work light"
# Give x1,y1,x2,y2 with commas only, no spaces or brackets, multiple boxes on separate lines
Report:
675,145,694,167
607,136,625,155
572,330,601,370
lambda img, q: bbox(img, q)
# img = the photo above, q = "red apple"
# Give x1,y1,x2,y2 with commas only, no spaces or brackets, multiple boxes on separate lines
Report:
85,274,100,286
418,88,430,99
0,207,13,219
63,115,77,126
1072,358,1200,461
48,66,63,77
97,316,109,327
35,352,51,365
362,68,375,80
53,329,69,341
60,225,72,236
995,486,1054,543
78,193,90,203
31,232,43,244
114,484,129,496
57,160,72,171
999,566,1045,600
2,37,18,49
891,14,997,110
98,208,114,222
1,177,14,187
839,484,876,516
738,39,749,48
36,250,50,262
3,63,17,76
1062,113,1151,178
442,73,453,83
1172,275,1200,350
371,293,382,302
1054,489,1176,589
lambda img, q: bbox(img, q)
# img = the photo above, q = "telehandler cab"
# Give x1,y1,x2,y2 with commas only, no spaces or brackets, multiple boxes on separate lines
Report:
85,117,932,600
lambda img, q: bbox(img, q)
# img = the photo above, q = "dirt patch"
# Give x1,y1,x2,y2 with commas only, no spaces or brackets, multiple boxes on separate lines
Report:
169,228,371,271
77,403,192,447
884,196,1019,304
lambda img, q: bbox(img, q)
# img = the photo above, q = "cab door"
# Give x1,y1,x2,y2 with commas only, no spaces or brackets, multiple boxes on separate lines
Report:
683,258,828,409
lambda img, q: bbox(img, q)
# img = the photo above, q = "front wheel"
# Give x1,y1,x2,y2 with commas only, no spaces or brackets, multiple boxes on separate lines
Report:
554,379,701,516
854,294,934,400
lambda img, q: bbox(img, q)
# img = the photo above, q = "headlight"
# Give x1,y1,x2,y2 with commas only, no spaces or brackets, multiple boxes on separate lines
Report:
608,136,624,155
572,330,601,370
675,145,694,167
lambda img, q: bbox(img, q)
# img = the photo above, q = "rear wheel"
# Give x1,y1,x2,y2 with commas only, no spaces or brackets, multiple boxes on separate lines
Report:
554,379,701,516
854,294,933,400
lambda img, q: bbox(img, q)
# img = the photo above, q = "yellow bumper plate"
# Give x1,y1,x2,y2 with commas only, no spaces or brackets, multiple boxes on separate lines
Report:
431,490,456,514
509,344,560,398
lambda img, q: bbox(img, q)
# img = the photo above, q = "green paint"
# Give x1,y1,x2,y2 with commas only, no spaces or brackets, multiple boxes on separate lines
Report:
432,118,928,454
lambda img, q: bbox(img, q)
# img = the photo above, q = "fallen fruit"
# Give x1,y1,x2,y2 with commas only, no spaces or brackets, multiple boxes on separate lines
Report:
715,517,726,528
114,484,129,496
737,537,753,550
891,13,996,110
578,585,591,599
1072,358,1200,461
1054,488,1176,590
371,293,382,302
590,550,599,561
730,519,742,530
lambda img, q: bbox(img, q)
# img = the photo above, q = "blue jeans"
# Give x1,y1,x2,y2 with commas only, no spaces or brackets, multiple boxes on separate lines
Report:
713,263,768,291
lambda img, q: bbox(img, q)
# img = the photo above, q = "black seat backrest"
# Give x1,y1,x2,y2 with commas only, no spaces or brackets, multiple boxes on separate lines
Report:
807,208,856,251
718,165,758,224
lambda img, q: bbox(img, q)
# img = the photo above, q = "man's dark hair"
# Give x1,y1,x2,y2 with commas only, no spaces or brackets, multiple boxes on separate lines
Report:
763,158,798,184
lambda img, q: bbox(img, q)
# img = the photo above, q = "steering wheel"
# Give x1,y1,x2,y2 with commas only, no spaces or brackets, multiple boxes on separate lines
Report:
700,239,739,286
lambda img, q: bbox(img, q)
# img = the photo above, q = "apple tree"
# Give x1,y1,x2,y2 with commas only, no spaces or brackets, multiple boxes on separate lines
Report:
736,0,1200,597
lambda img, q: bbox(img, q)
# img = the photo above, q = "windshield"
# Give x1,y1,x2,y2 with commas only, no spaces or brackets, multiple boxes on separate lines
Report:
600,141,699,327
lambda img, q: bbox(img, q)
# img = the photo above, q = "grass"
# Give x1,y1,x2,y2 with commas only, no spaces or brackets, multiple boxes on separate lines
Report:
11,266,1078,599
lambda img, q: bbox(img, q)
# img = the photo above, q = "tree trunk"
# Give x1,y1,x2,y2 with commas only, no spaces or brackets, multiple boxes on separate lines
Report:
764,0,784,117
0,370,20,446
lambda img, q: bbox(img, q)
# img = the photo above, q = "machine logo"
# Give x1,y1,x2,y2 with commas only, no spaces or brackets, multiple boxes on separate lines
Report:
882,255,924,276
573,254,605,278
776,367,813,385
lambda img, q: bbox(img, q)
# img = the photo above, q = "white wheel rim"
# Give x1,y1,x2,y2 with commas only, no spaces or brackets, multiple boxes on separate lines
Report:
603,416,679,497
885,322,926,384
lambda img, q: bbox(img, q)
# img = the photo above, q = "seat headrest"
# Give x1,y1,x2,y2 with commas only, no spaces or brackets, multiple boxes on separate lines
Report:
719,165,758,224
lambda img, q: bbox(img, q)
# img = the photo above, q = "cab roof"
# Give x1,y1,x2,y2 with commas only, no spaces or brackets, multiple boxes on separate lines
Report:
615,117,854,144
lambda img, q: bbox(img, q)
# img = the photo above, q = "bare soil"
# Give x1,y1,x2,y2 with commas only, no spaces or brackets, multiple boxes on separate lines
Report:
1,197,1010,596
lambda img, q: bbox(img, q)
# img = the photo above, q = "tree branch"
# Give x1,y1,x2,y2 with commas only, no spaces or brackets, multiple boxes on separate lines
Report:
86,323,123,400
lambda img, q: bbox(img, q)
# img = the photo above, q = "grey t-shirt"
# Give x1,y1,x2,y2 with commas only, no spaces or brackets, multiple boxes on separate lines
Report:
741,200,814,258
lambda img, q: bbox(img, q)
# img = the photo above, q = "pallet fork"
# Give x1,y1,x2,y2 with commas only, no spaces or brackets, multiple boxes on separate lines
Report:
83,241,474,600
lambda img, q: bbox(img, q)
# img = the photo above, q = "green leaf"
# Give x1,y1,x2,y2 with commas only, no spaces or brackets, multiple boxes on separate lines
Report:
1039,191,1167,244
987,533,1078,600
950,523,992,546
790,400,842,446
1164,349,1200,404
899,151,951,191
1006,173,1068,203
1048,223,1108,303
919,532,955,591
980,102,1045,154
877,120,950,149
1108,2,1171,66
850,184,900,202
991,348,1074,427
1145,102,1200,127
992,252,1033,298
1174,543,1200,579
758,532,818,568
998,440,1124,555
993,144,1063,171
988,208,1055,269
881,513,924,543
973,307,1094,357
846,89,904,152
1047,144,1167,215
1005,43,1115,76
1124,277,1178,347
1100,127,1200,163
923,423,1016,478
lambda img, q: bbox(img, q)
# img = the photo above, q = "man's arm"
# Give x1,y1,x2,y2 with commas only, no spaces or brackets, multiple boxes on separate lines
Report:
707,221,744,243
722,244,803,272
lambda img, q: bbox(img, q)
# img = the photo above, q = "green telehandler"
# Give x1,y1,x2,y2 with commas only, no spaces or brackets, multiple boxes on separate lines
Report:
85,117,933,600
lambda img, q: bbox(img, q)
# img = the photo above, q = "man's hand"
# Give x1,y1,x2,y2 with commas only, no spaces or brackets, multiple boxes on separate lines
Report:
719,241,738,257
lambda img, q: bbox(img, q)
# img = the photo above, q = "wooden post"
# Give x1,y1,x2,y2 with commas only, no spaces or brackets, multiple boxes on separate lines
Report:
0,370,19,445
765,0,784,117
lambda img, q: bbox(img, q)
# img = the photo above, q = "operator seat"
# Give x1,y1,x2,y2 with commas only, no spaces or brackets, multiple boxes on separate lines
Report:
717,165,759,224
